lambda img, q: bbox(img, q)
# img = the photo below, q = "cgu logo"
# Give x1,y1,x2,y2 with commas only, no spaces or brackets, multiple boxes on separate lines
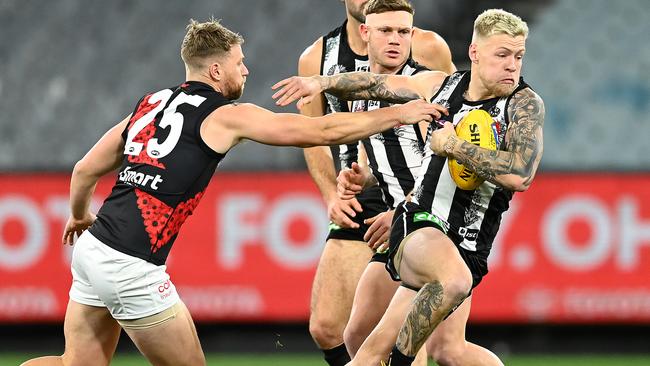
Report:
158,280,171,293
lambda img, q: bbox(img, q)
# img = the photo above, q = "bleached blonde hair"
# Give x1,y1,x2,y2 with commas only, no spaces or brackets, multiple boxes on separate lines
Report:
472,9,528,42
181,18,244,70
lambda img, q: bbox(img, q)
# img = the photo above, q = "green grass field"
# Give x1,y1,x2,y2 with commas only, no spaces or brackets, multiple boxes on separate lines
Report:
4,353,650,366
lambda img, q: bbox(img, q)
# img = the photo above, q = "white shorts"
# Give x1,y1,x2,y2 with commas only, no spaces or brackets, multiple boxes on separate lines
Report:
69,231,180,320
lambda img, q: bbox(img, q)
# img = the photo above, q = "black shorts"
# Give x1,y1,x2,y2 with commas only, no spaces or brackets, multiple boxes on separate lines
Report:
386,201,489,289
369,249,389,264
326,185,389,244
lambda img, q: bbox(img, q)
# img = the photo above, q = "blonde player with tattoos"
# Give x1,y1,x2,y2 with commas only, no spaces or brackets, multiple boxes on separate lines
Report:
274,9,544,366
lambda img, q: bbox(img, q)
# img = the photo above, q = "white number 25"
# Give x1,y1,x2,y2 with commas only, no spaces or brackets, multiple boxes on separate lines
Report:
124,89,206,159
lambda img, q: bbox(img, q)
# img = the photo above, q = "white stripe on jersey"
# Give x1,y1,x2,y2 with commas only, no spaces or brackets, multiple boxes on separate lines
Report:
322,35,342,113
359,64,425,207
429,157,457,221
322,35,340,76
367,104,417,205
458,182,497,251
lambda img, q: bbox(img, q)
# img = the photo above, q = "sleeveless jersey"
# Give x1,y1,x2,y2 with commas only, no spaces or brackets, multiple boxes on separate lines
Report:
412,71,530,255
350,59,428,208
321,20,369,169
89,81,229,265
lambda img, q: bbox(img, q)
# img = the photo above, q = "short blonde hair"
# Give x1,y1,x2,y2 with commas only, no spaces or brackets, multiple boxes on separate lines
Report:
181,18,244,70
472,9,528,41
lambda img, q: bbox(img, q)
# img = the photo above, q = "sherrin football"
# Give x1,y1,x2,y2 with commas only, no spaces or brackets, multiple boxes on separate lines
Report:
447,109,499,190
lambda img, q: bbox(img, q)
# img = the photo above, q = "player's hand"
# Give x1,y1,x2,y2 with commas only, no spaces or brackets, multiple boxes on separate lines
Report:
394,100,448,125
337,162,367,200
62,212,96,246
429,121,458,156
328,196,363,229
271,75,322,108
364,210,395,252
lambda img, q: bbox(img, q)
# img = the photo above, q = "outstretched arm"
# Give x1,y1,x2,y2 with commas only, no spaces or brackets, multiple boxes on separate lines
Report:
202,99,445,152
272,70,446,108
317,72,423,103
430,88,545,191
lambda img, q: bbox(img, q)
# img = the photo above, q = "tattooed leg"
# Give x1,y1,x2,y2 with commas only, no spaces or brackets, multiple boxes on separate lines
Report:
396,281,445,356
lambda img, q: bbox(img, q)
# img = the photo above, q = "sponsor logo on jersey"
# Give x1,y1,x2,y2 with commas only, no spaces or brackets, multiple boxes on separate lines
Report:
413,212,448,233
118,166,163,190
356,65,370,72
458,227,479,242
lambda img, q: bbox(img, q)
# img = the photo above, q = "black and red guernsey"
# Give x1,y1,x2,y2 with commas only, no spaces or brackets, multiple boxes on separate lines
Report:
89,81,230,265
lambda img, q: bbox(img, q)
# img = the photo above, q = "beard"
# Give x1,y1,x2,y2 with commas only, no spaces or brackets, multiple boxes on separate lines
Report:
224,80,245,100
350,10,365,23
348,1,367,23
229,84,244,100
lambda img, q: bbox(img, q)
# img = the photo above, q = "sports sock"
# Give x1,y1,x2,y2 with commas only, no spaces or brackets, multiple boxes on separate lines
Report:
322,343,351,366
387,345,416,366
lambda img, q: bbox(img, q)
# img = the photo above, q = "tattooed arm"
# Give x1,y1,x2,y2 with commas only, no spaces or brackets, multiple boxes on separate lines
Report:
431,88,545,191
318,71,427,103
272,70,447,107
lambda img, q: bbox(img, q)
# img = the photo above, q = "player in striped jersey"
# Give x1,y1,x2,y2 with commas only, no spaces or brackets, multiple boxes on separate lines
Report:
339,5,430,365
288,1,454,365
274,8,543,366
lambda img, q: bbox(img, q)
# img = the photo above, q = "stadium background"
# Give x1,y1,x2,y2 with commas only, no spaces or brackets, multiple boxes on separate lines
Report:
1,0,649,364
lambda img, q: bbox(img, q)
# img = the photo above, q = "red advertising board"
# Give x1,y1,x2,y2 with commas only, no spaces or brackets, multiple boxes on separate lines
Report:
471,173,650,323
1,173,649,323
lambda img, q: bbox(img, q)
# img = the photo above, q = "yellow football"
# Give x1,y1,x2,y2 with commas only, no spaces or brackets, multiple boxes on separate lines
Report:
447,109,499,190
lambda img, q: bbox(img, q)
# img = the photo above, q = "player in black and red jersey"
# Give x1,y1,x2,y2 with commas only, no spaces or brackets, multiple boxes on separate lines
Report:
20,19,445,366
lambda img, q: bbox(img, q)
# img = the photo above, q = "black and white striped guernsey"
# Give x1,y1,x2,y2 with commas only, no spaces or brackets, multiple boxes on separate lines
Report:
350,59,429,208
321,20,369,169
412,71,530,254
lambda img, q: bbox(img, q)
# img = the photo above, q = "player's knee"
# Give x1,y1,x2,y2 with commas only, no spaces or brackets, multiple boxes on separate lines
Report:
442,263,473,305
444,276,472,304
412,275,471,309
309,317,344,347
428,341,466,366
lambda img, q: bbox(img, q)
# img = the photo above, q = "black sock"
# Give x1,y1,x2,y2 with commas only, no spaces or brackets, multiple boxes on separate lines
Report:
387,345,416,366
322,343,351,366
